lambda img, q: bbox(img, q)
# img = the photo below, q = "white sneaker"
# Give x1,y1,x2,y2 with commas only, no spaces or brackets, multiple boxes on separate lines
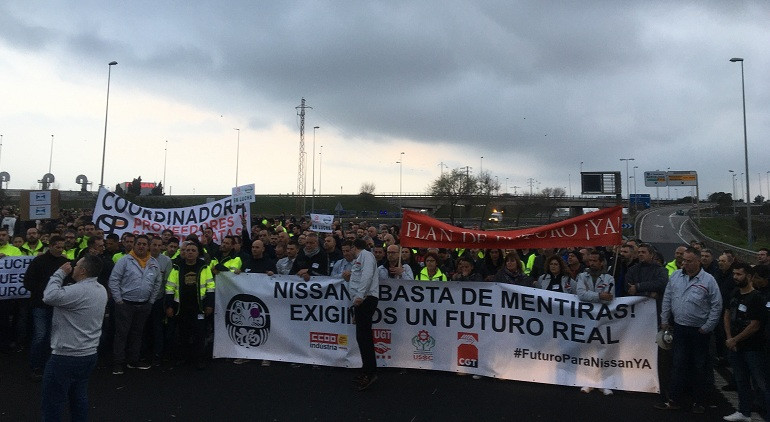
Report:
233,358,248,365
472,375,481,380
601,388,613,396
580,386,593,393
723,411,751,422
261,360,271,367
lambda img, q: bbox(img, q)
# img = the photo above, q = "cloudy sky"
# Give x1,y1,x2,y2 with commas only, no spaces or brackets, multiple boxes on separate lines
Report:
0,1,768,201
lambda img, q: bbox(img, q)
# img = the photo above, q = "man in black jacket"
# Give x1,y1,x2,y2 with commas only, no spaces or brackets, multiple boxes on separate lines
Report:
22,235,69,380
291,232,329,280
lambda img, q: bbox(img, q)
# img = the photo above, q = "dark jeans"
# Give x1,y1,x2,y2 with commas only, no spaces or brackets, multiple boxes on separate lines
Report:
98,299,114,361
354,296,378,375
670,323,709,405
144,298,169,360
729,349,770,416
30,307,53,370
113,301,152,365
41,353,98,422
176,312,207,364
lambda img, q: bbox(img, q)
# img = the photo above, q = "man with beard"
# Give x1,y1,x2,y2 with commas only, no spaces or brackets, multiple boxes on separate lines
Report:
291,232,329,281
721,263,769,422
377,244,414,280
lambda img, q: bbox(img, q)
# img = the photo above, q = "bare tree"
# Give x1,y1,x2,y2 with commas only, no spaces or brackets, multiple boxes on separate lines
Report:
360,182,376,195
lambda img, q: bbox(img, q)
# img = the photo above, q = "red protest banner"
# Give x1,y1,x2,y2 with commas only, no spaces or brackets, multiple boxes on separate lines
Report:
400,206,623,249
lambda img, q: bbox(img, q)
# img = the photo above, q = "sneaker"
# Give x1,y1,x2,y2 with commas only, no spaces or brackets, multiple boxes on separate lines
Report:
112,364,124,375
580,386,593,393
654,400,680,410
691,404,705,414
357,374,378,391
290,363,301,368
261,360,270,367
127,361,151,370
723,411,751,422
472,375,482,380
233,358,248,365
601,388,613,396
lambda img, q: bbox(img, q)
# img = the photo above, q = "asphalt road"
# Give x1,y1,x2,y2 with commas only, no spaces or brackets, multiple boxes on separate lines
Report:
1,348,738,421
636,205,695,258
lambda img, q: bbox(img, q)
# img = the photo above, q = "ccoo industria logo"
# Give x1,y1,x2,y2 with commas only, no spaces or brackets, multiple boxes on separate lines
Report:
225,294,270,348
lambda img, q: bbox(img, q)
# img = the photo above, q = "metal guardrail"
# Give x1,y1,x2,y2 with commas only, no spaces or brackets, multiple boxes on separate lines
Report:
686,219,758,264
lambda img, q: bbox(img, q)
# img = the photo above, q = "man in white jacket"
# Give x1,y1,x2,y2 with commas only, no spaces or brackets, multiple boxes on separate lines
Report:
346,238,379,391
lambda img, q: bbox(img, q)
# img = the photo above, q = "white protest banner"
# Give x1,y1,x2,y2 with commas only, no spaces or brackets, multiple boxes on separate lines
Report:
214,274,659,393
232,184,255,205
93,187,250,242
310,213,334,233
0,256,34,300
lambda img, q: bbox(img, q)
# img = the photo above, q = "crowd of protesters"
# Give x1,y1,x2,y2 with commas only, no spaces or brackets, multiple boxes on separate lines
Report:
2,206,770,420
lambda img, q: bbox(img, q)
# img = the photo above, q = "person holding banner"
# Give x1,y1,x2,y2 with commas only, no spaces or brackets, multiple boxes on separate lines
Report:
378,244,414,280
493,251,532,286
291,232,329,279
415,252,447,281
346,238,379,391
575,250,615,395
535,255,574,293
165,240,215,370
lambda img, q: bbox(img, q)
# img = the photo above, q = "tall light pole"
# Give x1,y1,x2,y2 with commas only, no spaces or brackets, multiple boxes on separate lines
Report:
580,161,583,173
319,145,323,197
311,126,319,212
620,158,635,211
759,173,763,199
766,171,770,203
729,170,737,214
399,152,405,197
49,135,54,173
731,57,752,247
480,156,484,173
633,166,638,196
234,128,240,186
100,60,118,188
740,172,745,201
163,139,168,194
667,167,671,200
505,177,509,194
438,162,448,176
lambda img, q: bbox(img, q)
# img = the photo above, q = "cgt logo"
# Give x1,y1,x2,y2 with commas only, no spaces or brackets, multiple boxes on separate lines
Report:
457,332,478,368
373,329,392,360
309,332,348,351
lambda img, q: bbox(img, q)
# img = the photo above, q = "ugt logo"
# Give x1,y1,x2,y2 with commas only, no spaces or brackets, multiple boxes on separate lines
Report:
373,329,391,360
457,332,478,368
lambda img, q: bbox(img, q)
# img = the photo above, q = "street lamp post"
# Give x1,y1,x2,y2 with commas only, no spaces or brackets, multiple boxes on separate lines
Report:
729,170,737,214
99,61,118,188
667,167,671,200
731,57,752,247
163,139,168,194
234,128,240,186
319,145,323,197
633,166,638,196
311,126,319,213
620,158,635,211
49,135,54,173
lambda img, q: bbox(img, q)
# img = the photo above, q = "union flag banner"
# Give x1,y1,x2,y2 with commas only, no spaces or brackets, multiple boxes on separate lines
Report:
399,206,623,249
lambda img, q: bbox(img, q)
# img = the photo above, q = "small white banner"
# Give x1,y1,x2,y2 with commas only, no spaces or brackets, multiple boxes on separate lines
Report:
213,274,659,393
309,213,334,233
0,256,34,300
232,184,255,205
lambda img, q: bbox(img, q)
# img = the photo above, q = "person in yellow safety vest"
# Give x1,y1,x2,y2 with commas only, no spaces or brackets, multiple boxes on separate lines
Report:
165,240,214,369
63,231,79,260
666,246,687,276
211,235,242,273
164,237,180,259
20,227,47,256
0,227,22,257
415,252,447,281
113,233,135,264
76,222,97,250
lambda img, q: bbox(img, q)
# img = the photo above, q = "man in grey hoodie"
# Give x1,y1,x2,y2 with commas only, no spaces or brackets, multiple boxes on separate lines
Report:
41,255,107,422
